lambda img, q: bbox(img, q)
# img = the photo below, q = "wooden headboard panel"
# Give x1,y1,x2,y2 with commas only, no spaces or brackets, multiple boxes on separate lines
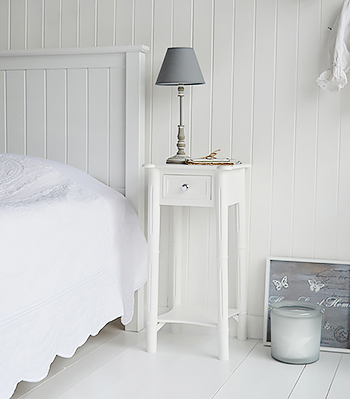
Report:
0,45,148,330
0,45,147,218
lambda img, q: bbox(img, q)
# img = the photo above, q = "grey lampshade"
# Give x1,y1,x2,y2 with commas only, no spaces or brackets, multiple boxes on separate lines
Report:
156,47,205,86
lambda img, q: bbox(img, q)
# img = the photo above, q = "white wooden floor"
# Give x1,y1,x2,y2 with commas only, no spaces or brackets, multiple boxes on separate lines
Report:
12,320,349,399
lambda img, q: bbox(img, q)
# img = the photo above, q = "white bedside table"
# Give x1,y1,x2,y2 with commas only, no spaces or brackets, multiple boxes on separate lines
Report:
144,163,250,360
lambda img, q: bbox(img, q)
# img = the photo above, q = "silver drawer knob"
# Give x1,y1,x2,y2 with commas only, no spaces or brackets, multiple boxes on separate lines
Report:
181,183,189,192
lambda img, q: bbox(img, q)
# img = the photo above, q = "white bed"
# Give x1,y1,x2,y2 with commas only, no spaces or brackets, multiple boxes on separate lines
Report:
0,46,148,399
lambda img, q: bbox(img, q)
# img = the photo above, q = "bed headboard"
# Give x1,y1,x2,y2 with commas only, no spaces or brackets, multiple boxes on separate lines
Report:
0,45,148,331
0,45,147,227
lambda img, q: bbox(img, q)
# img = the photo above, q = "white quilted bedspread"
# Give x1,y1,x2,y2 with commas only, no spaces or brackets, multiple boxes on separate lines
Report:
0,154,148,399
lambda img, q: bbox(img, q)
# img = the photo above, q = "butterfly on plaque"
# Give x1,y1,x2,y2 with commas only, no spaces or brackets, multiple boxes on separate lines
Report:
272,275,289,291
308,279,324,293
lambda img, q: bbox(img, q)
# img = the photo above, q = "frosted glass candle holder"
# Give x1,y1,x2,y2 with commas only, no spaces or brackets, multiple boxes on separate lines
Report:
270,300,323,364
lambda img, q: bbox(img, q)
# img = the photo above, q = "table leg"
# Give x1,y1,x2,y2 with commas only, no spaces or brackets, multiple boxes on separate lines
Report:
216,184,230,361
236,199,248,341
170,206,182,334
146,168,160,353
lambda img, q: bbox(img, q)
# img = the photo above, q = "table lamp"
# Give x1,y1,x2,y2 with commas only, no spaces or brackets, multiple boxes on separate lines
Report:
156,47,205,164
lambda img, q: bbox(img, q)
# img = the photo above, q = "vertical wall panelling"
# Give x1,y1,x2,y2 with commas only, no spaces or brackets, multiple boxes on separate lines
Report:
231,3,255,316
158,206,171,309
10,0,26,49
231,0,255,164
41,0,45,48
314,0,343,260
0,1,9,50
44,0,61,48
94,0,98,46
150,1,173,308
97,0,115,46
337,88,350,261
172,0,192,157
76,0,80,47
24,0,28,48
191,0,213,158
211,0,234,157
152,0,172,164
173,0,192,45
134,0,154,164
61,0,78,48
134,2,153,92
292,0,321,258
172,0,194,309
115,0,134,46
26,69,45,157
79,0,96,47
270,0,299,257
248,0,277,318
187,207,212,308
27,0,44,49
4,0,350,338
183,0,213,307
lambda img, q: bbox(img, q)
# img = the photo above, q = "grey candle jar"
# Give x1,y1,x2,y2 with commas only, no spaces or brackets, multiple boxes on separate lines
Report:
270,300,324,364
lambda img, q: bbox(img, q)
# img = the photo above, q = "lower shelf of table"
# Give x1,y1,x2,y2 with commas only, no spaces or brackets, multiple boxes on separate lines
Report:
157,305,240,329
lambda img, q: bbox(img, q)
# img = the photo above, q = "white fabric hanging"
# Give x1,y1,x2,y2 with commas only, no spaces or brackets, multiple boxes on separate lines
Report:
317,0,350,92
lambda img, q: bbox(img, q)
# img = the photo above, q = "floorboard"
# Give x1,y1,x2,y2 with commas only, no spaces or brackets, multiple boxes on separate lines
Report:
11,321,350,399
213,343,304,399
288,351,342,399
58,331,258,399
326,354,349,399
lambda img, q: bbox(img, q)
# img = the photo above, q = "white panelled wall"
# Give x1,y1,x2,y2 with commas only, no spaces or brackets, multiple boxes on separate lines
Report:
2,0,349,339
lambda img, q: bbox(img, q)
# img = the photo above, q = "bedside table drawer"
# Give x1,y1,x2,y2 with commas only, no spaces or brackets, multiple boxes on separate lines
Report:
162,174,212,202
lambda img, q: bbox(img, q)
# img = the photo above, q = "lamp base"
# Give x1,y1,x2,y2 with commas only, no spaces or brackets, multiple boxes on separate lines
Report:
166,154,188,164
